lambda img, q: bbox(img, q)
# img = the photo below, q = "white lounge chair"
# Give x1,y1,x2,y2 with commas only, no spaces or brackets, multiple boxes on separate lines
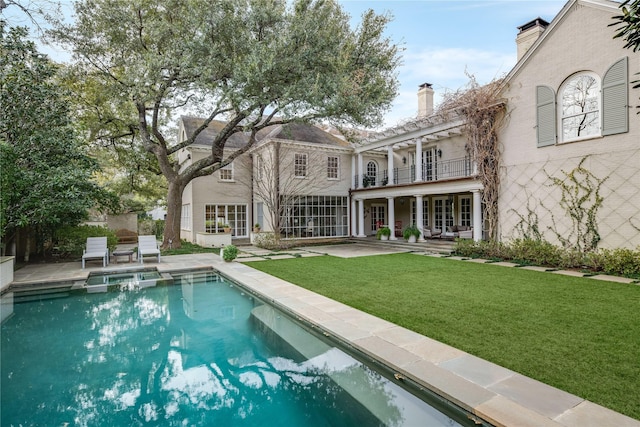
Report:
138,235,161,264
82,237,109,269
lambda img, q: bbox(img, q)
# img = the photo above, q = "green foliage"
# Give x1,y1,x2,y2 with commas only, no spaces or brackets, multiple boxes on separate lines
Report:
546,157,607,252
375,226,391,239
221,244,239,262
54,225,117,257
402,224,420,240
0,23,116,249
161,240,218,256
611,0,640,111
509,238,562,266
454,238,640,278
52,0,401,248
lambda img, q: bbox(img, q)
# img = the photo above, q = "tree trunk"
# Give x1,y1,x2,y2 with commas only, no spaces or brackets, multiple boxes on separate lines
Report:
162,181,185,249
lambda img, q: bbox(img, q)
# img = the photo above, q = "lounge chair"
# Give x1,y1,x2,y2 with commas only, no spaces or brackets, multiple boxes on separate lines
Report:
138,235,161,264
82,237,109,269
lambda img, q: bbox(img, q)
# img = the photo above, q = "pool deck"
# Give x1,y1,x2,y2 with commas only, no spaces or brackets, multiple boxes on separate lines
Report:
4,243,639,427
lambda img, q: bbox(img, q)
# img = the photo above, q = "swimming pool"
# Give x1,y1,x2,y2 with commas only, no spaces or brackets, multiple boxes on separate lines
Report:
1,270,480,426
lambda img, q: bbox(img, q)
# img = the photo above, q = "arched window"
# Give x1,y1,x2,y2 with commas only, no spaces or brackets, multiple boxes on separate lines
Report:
559,72,600,142
366,161,377,179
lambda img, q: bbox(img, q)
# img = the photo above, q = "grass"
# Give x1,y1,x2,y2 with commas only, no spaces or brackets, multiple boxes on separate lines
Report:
247,253,640,420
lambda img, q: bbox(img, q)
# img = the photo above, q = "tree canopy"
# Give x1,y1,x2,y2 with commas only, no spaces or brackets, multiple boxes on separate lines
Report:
0,21,114,257
53,0,402,248
611,0,640,110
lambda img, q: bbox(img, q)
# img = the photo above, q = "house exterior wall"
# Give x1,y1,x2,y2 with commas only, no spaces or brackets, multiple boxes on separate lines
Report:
499,1,640,249
183,149,253,240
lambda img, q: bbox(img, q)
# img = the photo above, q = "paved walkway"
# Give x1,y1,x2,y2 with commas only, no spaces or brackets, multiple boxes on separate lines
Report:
3,242,639,426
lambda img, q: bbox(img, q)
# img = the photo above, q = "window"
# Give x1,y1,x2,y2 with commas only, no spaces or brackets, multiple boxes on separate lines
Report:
560,73,600,142
294,153,307,178
255,155,262,181
205,204,247,236
459,196,471,227
535,57,628,147
181,204,191,230
219,163,233,181
327,156,339,179
366,161,377,178
280,196,348,238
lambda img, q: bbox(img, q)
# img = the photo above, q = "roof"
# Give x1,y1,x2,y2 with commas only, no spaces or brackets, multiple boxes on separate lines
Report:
180,116,350,149
503,0,622,85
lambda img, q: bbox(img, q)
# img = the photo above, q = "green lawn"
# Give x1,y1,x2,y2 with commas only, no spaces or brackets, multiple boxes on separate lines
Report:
247,253,640,420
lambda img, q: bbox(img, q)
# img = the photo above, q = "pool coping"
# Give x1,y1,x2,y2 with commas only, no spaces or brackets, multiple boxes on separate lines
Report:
5,250,640,426
213,259,640,427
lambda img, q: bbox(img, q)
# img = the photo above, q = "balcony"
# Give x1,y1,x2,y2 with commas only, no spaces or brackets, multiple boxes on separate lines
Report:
354,156,474,189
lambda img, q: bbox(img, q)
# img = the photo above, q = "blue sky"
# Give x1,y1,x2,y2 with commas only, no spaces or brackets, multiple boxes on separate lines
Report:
5,0,579,128
339,0,569,127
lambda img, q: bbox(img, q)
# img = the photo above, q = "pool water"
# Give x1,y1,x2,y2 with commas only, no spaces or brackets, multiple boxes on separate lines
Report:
2,271,470,426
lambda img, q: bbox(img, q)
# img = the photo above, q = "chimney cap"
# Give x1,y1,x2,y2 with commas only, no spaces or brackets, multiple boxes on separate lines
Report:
419,82,433,89
517,17,549,33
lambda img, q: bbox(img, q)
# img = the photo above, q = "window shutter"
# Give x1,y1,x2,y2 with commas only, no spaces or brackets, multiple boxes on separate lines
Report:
602,57,628,136
536,85,556,147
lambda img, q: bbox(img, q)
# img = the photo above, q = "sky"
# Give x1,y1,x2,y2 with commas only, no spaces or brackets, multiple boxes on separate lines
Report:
338,0,569,127
4,0,578,128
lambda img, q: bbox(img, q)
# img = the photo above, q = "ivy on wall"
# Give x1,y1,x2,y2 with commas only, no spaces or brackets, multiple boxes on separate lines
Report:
545,157,608,252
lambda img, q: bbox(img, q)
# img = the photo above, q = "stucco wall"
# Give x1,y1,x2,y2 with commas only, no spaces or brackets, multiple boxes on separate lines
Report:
499,2,640,249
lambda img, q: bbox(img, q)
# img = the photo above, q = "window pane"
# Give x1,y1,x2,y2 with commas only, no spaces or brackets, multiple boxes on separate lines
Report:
561,74,600,140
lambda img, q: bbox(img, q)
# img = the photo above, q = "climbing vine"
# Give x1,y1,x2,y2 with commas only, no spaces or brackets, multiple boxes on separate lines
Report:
437,74,506,240
510,187,543,241
545,157,608,252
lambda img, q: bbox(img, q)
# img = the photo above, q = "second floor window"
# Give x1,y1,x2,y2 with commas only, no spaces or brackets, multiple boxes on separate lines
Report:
560,73,600,142
295,153,307,178
327,156,339,179
219,163,233,181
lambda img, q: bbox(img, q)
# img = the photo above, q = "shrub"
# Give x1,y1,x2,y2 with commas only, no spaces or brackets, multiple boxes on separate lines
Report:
402,224,421,240
376,227,391,239
55,225,117,257
599,248,640,278
510,239,562,267
221,244,238,261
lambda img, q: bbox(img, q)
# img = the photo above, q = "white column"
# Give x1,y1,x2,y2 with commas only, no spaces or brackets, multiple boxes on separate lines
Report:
473,190,482,241
414,138,423,182
387,145,394,185
351,197,357,237
357,199,366,237
351,155,356,188
357,153,364,189
415,195,425,241
387,197,397,240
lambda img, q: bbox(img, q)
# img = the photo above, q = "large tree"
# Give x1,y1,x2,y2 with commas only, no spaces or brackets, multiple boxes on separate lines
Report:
53,0,401,249
0,22,114,259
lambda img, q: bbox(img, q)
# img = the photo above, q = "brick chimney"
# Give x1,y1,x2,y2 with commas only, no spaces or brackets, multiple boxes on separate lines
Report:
417,83,434,118
516,17,549,61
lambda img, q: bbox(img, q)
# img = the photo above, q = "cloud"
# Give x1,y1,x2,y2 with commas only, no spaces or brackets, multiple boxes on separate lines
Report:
381,46,516,127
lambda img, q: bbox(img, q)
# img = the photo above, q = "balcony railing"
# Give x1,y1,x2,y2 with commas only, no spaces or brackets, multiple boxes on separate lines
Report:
354,157,474,189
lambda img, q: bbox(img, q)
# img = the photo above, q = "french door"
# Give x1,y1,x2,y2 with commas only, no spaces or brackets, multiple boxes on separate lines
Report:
370,204,386,231
433,197,453,233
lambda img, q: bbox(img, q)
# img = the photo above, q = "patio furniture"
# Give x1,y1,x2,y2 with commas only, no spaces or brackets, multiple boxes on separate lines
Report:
112,249,135,264
394,221,402,237
138,235,161,264
423,228,442,239
115,229,138,244
82,237,109,269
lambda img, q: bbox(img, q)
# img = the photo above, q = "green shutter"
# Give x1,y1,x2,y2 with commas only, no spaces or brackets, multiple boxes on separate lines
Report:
602,57,628,136
536,85,556,147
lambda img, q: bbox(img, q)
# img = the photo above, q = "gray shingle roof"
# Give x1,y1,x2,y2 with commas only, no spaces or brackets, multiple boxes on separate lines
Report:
181,116,350,149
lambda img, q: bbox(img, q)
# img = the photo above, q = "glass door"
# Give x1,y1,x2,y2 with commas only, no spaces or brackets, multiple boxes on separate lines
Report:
433,197,453,233
371,204,386,231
